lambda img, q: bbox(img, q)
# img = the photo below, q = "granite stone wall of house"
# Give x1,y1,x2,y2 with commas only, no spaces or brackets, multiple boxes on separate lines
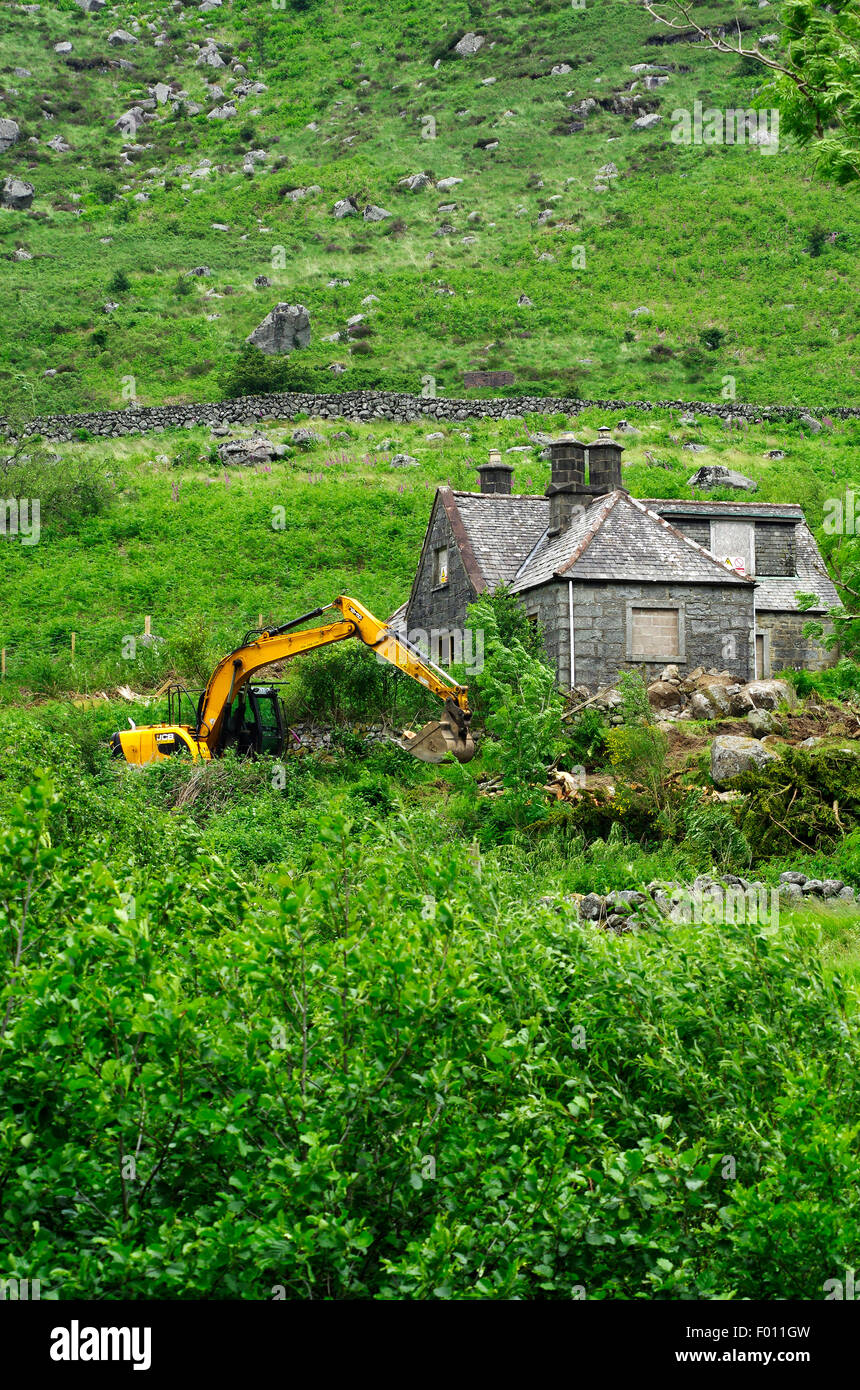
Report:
567,580,756,690
406,499,477,646
755,611,834,672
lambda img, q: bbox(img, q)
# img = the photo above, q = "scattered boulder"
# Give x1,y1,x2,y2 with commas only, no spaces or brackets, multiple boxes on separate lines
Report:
291,427,324,448
390,453,419,468
254,275,271,288
333,197,358,218
688,464,757,492
108,29,137,44
800,413,822,434
399,173,431,191
1,177,34,210
207,105,237,120
246,303,311,355
75,0,106,10
647,680,684,712
454,32,485,57
363,204,391,221
711,735,779,787
633,113,661,129
0,119,21,152
218,436,287,466
689,679,733,717
746,708,777,737
437,176,463,191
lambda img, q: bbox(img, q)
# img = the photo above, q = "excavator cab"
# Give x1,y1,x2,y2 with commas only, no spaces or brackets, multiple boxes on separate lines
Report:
219,685,285,757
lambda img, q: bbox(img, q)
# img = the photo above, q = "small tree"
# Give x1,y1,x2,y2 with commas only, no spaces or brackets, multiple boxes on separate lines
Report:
645,0,860,184
466,594,564,830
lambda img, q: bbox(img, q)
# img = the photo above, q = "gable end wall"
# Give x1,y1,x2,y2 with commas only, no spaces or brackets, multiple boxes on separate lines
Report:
406,501,478,642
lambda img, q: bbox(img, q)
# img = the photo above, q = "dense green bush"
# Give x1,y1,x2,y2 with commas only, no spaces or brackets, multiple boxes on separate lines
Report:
2,781,859,1300
218,345,420,399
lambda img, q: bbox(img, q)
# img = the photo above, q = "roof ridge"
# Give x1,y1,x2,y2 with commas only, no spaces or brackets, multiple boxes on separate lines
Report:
554,490,623,577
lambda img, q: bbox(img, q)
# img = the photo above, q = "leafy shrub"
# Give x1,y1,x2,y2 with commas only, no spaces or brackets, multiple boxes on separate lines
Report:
3,786,860,1299
283,642,433,727
699,327,726,351
464,594,564,835
680,793,752,871
566,706,607,768
734,745,860,859
0,445,116,532
217,344,419,398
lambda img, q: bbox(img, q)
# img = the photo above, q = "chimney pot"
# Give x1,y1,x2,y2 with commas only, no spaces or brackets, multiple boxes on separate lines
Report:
476,450,514,494
587,424,624,495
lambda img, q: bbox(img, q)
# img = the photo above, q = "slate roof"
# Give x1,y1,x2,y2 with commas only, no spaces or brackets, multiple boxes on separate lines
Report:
447,490,548,588
434,488,835,615
753,523,839,612
641,499,804,521
510,491,754,592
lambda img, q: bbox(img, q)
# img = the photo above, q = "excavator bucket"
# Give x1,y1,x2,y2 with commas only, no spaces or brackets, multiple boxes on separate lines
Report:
398,716,475,764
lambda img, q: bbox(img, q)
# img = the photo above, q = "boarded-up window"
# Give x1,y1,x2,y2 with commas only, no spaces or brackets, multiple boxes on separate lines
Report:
434,546,448,586
711,520,754,577
630,607,680,660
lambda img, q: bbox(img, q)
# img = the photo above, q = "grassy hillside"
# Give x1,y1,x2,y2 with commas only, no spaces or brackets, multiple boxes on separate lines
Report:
1,405,855,693
0,0,856,413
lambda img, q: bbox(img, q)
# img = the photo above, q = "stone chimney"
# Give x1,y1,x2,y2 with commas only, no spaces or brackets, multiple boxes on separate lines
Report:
587,426,624,495
545,428,625,534
546,433,587,536
476,448,514,495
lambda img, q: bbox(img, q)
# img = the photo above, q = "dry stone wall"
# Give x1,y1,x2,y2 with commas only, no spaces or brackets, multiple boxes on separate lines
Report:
12,393,860,442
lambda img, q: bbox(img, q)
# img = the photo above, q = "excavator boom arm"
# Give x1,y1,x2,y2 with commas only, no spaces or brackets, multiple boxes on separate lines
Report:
194,596,472,760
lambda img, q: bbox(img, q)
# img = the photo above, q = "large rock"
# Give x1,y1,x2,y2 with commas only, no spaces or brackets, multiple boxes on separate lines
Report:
744,679,796,711
363,204,390,221
690,679,733,717
75,0,106,8
747,708,777,737
218,436,288,466
711,735,778,787
108,29,138,44
399,173,431,191
246,303,311,355
1,177,34,210
0,118,21,152
332,197,358,218
688,464,758,492
647,680,683,712
197,45,225,68
454,32,485,56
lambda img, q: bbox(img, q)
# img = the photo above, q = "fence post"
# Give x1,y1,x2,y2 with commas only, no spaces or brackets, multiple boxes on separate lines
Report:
71,631,76,657
1,648,5,681
145,615,151,637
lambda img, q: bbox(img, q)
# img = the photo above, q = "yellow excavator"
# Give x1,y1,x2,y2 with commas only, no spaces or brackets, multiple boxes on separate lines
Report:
109,595,475,767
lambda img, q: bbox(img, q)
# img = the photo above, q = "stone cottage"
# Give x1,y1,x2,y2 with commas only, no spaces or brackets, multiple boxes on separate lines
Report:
403,430,838,690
